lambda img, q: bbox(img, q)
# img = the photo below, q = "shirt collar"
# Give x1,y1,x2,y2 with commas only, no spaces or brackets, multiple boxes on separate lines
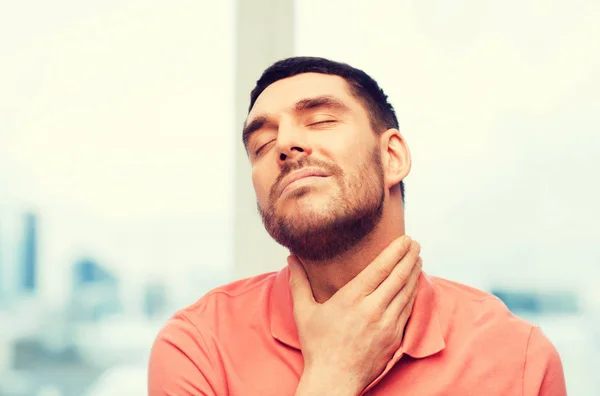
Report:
269,266,446,359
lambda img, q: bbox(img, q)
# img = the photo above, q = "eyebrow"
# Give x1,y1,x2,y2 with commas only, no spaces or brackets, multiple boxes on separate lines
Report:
242,95,351,149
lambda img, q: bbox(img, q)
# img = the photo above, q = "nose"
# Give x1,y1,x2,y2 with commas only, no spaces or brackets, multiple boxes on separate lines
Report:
276,121,312,164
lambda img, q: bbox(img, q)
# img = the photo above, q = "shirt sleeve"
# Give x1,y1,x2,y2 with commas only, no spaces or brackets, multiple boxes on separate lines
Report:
148,314,224,396
523,326,567,396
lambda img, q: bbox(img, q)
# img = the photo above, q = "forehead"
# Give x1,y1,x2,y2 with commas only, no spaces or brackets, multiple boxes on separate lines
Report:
249,73,362,118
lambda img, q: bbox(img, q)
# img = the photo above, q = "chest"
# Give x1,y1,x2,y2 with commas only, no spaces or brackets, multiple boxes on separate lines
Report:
364,352,523,396
223,346,523,396
221,339,303,396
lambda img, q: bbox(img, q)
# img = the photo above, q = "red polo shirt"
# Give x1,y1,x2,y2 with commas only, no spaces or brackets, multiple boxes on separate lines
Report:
148,268,566,395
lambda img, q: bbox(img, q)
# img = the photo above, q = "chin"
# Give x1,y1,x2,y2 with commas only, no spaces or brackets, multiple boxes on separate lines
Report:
278,186,335,208
277,195,338,221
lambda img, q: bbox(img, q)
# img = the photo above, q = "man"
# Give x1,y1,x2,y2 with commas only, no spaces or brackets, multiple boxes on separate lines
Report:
148,57,566,395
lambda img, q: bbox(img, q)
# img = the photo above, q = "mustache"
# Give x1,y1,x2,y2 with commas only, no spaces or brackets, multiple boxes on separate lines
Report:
269,158,343,200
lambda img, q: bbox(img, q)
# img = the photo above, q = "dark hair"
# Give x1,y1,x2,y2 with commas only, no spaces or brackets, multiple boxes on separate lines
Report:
248,56,405,202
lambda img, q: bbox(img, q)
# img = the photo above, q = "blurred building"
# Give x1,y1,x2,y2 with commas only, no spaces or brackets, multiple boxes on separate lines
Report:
142,282,167,319
0,226,4,307
0,211,39,308
492,288,580,316
69,258,122,322
21,212,38,293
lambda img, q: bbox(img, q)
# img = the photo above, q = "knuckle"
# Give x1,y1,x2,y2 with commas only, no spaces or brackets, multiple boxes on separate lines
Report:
410,266,421,280
414,261,423,275
372,313,387,328
373,264,391,280
416,256,423,268
393,267,409,283
362,303,384,322
376,321,389,335
411,241,421,255
380,317,397,335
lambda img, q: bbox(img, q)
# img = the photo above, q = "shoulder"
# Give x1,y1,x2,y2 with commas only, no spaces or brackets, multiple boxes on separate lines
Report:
523,326,567,395
156,271,279,342
429,275,536,340
148,271,280,395
429,276,566,394
430,275,507,305
431,275,526,316
180,271,278,325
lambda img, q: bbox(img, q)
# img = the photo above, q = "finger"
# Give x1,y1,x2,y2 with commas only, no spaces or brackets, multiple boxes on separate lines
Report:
345,235,412,297
287,255,316,313
394,277,418,337
383,256,422,321
367,241,421,307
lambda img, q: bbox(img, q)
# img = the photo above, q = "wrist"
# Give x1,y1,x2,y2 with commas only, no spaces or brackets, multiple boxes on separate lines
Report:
295,366,363,396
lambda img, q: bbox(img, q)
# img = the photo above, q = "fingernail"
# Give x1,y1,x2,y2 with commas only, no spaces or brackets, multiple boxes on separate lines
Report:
403,235,412,247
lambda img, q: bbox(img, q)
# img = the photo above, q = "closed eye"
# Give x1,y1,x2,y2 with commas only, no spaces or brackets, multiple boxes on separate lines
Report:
255,140,275,155
309,120,337,126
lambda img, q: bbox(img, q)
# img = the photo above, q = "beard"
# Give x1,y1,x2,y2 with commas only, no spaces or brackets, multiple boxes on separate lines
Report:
257,148,385,261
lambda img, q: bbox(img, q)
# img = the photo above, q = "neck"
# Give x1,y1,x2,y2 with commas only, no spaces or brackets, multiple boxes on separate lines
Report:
297,199,405,303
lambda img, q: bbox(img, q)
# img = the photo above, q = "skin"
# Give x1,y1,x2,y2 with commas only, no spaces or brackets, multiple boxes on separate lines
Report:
245,72,420,395
246,72,413,303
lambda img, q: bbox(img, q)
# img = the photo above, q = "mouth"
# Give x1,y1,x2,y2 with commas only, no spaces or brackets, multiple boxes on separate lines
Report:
278,168,329,197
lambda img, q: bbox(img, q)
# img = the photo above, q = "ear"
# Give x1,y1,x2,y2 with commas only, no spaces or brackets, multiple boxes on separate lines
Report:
380,128,411,190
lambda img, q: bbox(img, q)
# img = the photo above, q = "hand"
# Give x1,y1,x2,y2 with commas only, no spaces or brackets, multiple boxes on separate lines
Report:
290,236,422,396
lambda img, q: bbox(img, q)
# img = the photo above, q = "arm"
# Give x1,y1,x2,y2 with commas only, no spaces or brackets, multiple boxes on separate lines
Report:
523,326,567,396
148,315,221,396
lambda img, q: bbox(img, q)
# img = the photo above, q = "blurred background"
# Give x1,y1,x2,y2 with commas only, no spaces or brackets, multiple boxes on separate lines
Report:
0,0,599,395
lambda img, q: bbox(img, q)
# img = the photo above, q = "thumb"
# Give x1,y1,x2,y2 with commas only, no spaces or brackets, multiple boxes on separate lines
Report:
287,255,315,310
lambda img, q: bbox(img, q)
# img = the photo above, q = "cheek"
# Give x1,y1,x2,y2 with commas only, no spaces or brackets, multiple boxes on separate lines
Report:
252,169,273,205
349,153,382,189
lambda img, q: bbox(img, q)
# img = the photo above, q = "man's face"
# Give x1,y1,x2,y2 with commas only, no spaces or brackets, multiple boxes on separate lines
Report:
245,73,386,260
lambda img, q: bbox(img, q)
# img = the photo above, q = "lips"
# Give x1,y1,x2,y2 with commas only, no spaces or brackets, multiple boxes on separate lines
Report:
278,167,329,197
